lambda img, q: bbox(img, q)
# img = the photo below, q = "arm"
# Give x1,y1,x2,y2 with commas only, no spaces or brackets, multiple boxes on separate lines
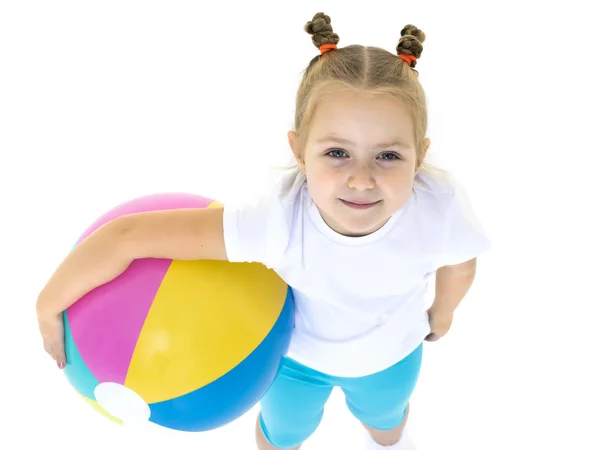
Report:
36,207,227,317
430,257,477,315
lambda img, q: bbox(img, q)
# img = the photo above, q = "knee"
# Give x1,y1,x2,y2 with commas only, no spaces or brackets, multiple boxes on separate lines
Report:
361,405,410,447
258,410,323,449
348,399,409,432
363,422,403,447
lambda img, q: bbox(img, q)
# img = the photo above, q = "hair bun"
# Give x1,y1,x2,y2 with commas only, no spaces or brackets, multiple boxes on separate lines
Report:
401,25,426,43
304,12,340,48
397,24,426,61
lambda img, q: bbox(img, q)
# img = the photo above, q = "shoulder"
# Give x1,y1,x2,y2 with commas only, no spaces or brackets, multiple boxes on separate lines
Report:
274,167,307,205
413,166,457,197
257,167,306,225
413,167,491,262
226,167,305,218
411,166,458,220
221,167,305,267
411,166,483,233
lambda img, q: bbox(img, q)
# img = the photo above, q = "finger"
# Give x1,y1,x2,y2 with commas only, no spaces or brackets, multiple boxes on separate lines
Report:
49,341,66,368
55,346,66,369
44,341,55,359
44,341,66,368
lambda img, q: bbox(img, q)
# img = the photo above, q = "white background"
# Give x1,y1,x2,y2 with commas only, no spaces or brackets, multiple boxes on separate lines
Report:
2,1,599,449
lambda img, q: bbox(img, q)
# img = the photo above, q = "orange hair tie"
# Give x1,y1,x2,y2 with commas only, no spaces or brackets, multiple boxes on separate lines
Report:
398,53,417,65
319,43,337,54
319,44,416,64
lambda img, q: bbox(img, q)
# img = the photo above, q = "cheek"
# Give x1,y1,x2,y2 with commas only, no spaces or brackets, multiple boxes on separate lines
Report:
306,166,341,204
307,162,337,186
380,170,413,196
307,174,333,197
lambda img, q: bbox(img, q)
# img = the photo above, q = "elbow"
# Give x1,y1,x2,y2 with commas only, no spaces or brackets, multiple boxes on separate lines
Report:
441,257,477,274
100,215,138,261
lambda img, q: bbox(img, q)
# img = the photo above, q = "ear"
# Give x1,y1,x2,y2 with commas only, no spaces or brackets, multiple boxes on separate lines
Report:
288,130,306,172
415,137,431,172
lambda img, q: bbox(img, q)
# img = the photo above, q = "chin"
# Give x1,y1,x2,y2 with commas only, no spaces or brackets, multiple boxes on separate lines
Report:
341,219,386,237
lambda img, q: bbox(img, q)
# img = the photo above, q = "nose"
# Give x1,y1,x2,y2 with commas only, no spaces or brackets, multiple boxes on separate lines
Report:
347,165,375,191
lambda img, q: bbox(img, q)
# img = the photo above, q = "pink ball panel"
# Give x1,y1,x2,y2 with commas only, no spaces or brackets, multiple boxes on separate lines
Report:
77,193,215,242
68,193,215,384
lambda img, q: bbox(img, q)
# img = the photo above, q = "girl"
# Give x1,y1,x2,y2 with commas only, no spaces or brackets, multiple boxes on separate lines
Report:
36,12,490,450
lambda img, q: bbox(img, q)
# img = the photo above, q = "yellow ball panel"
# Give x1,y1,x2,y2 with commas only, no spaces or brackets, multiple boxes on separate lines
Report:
81,394,123,425
125,260,288,404
207,201,224,208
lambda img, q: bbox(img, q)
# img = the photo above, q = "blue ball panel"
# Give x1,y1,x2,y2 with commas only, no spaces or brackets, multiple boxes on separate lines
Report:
148,287,295,431
63,310,101,400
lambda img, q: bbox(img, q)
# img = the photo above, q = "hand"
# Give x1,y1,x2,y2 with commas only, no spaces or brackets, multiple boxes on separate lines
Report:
425,308,453,342
34,218,130,369
38,311,66,369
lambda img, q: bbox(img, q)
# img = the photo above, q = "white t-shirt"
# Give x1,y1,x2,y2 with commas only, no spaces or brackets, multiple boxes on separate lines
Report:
222,167,491,377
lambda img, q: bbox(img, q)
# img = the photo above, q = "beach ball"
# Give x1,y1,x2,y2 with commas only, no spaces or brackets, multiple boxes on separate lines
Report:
62,193,294,432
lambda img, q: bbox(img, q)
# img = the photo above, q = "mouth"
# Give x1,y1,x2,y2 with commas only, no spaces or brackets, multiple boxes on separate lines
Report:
340,199,381,209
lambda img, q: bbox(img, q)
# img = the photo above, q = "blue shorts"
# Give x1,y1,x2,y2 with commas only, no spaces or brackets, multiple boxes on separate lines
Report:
259,343,423,449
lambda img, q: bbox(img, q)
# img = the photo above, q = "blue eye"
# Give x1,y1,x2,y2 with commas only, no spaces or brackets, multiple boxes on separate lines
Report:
379,152,401,160
325,150,401,161
327,149,347,158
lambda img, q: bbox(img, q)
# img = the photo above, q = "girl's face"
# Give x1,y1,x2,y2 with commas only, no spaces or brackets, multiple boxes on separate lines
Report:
289,89,429,237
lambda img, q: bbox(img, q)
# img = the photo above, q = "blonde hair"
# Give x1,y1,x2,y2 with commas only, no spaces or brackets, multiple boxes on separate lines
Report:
279,12,444,178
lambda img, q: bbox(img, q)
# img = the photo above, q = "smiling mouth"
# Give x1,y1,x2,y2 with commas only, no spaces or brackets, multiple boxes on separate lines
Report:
340,199,381,209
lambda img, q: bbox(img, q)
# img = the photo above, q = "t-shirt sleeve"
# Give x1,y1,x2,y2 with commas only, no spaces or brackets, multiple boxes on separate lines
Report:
439,180,491,266
222,192,291,269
